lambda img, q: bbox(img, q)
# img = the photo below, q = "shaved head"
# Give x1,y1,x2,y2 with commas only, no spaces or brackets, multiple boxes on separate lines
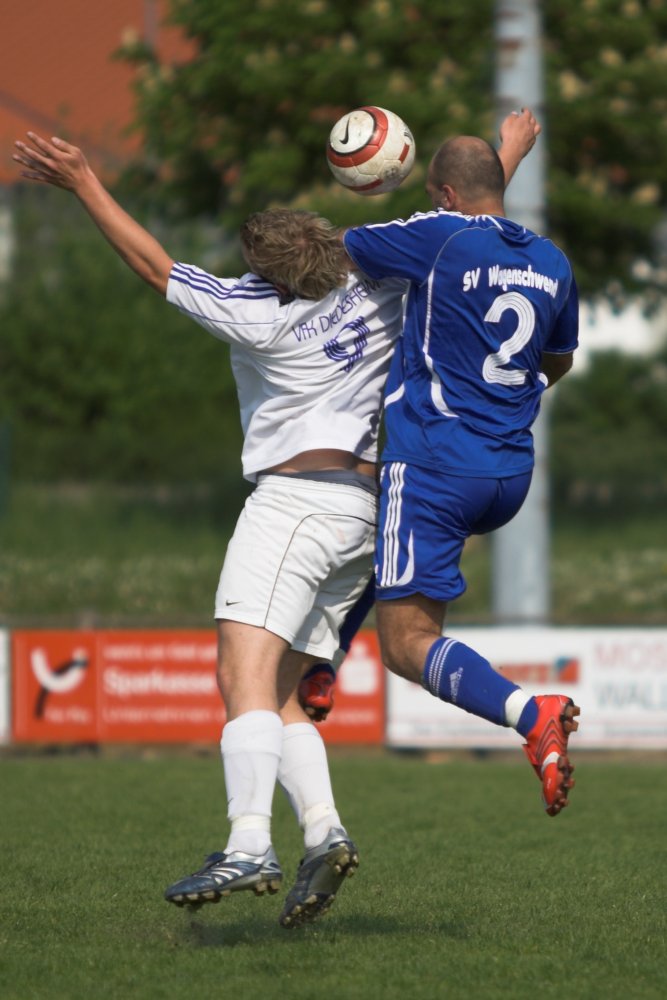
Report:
428,136,505,204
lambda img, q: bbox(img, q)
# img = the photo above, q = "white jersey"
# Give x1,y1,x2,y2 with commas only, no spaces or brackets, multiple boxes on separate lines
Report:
167,263,406,481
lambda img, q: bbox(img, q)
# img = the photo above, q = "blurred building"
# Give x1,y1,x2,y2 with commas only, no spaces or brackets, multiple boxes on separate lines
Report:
577,301,667,371
0,0,194,287
0,0,193,184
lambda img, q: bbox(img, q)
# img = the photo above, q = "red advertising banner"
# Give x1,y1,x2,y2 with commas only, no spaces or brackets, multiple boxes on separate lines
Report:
12,630,98,743
97,631,223,742
11,629,385,745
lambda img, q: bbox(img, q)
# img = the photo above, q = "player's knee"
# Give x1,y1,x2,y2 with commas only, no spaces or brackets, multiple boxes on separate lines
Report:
377,615,444,684
376,614,410,678
377,632,415,681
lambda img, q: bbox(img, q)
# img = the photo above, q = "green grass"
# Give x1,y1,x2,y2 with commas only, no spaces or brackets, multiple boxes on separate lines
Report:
0,483,244,626
1,750,665,1000
1,484,667,626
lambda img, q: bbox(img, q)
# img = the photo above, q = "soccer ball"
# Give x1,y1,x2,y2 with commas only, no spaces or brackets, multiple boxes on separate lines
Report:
326,106,416,195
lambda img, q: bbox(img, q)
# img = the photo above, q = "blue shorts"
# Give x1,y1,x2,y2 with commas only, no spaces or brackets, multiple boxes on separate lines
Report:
375,462,532,602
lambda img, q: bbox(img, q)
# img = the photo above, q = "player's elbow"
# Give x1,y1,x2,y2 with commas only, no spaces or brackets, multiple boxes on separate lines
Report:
541,351,573,387
149,267,170,297
139,257,172,297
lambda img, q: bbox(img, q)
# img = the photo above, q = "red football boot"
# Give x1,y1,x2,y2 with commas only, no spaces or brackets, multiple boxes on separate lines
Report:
298,664,336,723
523,695,580,816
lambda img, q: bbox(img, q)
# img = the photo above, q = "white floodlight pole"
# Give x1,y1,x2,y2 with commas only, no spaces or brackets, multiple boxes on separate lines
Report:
492,0,551,623
0,190,13,292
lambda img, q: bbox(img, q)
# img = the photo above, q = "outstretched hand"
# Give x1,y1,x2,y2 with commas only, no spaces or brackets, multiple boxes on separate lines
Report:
13,132,90,193
499,108,541,157
13,130,173,296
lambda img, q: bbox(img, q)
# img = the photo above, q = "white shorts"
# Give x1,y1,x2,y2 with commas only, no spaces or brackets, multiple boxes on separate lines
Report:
215,474,377,660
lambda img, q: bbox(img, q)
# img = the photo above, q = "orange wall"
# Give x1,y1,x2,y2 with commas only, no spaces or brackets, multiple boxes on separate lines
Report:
0,0,193,182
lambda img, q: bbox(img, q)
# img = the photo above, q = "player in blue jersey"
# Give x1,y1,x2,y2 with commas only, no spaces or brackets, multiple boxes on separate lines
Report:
343,125,581,817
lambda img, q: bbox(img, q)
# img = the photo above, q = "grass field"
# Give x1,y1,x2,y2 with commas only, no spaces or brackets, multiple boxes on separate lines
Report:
2,484,667,627
2,485,666,997
1,749,666,1000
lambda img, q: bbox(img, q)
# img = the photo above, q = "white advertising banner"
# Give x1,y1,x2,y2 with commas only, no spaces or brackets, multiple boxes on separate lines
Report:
386,627,667,750
0,629,9,745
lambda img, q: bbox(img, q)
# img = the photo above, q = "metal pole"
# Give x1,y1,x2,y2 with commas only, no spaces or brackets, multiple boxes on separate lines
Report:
492,0,551,623
0,188,14,292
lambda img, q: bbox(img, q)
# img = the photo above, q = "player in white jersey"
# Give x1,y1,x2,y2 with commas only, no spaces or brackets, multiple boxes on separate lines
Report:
14,112,537,925
14,132,406,927
167,255,404,486
165,237,407,927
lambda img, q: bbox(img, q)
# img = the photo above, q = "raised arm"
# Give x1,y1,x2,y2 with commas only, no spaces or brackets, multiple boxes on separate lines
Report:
497,108,541,187
13,132,174,296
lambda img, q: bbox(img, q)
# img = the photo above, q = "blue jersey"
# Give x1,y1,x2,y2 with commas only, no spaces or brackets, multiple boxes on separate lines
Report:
344,211,579,477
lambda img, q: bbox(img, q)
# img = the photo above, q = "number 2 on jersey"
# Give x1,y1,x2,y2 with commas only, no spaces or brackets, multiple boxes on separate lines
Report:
482,291,534,387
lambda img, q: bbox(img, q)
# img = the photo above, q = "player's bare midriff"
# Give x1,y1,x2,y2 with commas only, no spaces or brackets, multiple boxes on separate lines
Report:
263,449,376,479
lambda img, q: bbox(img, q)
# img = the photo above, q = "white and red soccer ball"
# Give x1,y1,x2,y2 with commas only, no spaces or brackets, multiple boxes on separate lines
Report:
326,106,416,195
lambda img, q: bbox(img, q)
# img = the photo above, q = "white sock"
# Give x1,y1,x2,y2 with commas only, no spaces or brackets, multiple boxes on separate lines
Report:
504,688,532,729
220,710,283,856
278,722,342,849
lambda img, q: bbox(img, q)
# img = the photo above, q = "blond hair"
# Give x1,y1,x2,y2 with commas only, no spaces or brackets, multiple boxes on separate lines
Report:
240,209,349,300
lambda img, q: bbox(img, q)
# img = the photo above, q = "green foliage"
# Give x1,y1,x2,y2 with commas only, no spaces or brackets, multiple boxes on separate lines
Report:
117,0,667,304
544,0,667,304
119,0,495,229
551,346,667,511
0,187,244,483
116,0,667,300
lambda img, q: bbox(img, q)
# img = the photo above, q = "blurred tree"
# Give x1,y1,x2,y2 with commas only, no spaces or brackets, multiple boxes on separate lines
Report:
118,0,667,304
0,187,244,485
118,0,495,248
545,0,667,308
550,346,667,512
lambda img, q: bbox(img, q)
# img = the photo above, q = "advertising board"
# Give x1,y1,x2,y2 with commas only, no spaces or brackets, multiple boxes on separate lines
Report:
386,627,667,750
0,628,9,745
11,628,385,745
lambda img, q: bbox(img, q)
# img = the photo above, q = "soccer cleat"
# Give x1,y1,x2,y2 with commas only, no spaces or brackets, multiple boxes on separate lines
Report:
279,827,359,929
164,845,283,907
523,694,581,817
298,663,336,722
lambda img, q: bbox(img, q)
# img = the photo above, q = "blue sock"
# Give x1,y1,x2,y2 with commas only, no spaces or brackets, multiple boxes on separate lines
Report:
422,637,519,727
516,699,538,737
339,576,376,654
